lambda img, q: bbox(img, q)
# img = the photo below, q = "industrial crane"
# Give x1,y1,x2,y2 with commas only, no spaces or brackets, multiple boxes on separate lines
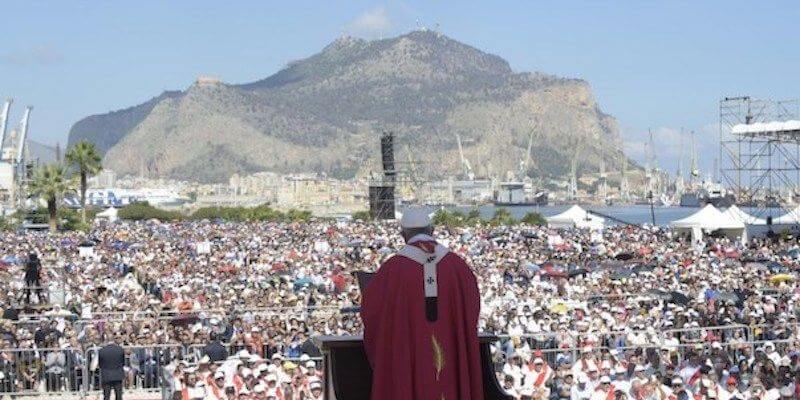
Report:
0,99,11,157
455,133,475,181
517,128,535,181
404,144,426,202
16,106,32,164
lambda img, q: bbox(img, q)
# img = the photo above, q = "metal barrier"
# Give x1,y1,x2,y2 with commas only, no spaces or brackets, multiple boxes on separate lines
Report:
0,344,184,398
185,343,323,365
85,344,185,395
491,336,800,374
0,347,86,396
0,337,794,398
490,322,758,351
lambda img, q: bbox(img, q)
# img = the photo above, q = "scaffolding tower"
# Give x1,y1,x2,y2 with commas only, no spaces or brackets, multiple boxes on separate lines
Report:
719,96,800,214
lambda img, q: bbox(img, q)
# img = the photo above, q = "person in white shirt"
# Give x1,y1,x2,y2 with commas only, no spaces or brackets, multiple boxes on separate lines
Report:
763,342,781,367
523,357,553,397
591,376,614,400
503,353,526,390
501,374,520,399
715,377,743,400
572,347,598,379
571,375,593,400
612,366,630,394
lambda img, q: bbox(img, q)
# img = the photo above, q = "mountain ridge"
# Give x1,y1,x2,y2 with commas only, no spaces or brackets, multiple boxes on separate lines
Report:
68,30,626,183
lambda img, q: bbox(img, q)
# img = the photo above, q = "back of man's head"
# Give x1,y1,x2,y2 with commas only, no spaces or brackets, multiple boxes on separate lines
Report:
399,208,432,242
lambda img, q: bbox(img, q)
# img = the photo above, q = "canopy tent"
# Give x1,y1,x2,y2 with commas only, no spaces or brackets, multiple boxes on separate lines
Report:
731,120,800,135
670,204,745,242
547,205,604,230
95,207,119,223
722,205,766,225
774,206,800,224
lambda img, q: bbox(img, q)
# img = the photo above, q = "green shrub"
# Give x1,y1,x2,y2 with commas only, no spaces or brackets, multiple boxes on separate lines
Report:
283,209,312,222
490,208,517,226
0,216,17,231
189,204,311,222
521,212,546,226
432,209,467,227
118,202,184,221
466,208,481,223
352,210,372,221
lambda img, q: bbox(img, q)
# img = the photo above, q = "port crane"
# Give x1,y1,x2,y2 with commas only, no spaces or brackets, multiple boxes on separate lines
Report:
455,133,475,181
0,99,11,153
517,128,536,181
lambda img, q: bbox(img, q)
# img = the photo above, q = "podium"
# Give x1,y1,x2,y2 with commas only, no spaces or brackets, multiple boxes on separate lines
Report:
316,335,512,400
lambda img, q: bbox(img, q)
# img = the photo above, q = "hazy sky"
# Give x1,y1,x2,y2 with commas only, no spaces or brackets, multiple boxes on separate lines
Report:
0,1,798,176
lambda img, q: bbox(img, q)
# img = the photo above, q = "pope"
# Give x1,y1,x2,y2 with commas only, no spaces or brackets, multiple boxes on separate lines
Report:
361,208,484,400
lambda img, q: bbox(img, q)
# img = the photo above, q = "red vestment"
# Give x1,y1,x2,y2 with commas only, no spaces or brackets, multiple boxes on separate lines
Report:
361,239,483,400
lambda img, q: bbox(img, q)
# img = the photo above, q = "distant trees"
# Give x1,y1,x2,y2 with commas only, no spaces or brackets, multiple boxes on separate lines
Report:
521,211,547,226
430,208,546,227
351,210,372,221
65,141,102,223
28,164,73,231
117,203,184,221
116,203,313,223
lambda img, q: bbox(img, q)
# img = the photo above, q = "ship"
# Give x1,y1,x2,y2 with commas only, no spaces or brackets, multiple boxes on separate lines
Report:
679,182,735,208
492,182,549,206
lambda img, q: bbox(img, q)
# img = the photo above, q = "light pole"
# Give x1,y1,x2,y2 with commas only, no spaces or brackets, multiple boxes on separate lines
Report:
647,190,656,226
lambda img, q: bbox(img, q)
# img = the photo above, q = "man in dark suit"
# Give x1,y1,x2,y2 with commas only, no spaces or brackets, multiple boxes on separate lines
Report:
23,253,42,304
98,338,125,400
203,332,228,363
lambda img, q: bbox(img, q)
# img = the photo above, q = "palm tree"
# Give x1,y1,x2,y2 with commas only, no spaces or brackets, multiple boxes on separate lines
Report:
65,141,102,222
28,164,72,231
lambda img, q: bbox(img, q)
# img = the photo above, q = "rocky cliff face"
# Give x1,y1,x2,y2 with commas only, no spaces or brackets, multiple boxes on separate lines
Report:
68,30,625,183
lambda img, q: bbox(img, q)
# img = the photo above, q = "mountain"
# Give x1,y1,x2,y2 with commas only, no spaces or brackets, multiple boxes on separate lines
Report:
28,140,59,164
68,30,626,183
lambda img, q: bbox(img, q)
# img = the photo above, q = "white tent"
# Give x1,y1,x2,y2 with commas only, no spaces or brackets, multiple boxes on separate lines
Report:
731,120,800,135
547,205,604,230
670,204,745,242
95,207,119,223
774,206,800,225
722,205,766,225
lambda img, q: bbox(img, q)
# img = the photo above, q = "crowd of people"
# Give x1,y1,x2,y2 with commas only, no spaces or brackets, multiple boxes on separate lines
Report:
0,217,799,399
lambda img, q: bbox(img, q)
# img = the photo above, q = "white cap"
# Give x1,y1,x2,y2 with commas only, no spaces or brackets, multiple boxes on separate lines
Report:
266,374,277,382
600,376,611,384
305,360,316,368
400,208,431,229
